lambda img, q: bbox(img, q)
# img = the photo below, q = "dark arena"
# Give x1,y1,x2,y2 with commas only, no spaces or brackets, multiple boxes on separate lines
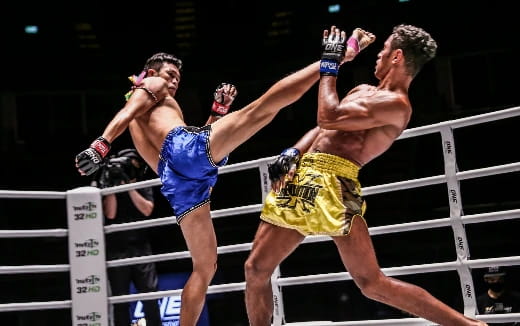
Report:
1,1,519,325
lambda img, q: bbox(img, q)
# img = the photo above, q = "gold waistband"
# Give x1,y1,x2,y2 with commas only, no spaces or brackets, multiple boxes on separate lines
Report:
300,153,360,180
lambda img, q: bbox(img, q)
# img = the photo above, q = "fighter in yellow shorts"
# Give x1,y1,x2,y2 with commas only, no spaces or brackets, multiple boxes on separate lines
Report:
245,24,486,326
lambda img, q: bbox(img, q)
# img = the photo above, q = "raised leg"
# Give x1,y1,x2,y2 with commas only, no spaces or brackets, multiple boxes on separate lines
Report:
333,216,487,326
208,61,321,163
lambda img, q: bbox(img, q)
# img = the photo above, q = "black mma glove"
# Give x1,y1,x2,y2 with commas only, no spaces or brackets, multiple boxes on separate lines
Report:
320,27,347,77
268,148,301,183
75,136,111,176
211,83,237,116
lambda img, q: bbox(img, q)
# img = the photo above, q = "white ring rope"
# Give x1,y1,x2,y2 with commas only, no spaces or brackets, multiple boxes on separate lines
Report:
1,207,518,274
1,106,519,325
2,205,519,241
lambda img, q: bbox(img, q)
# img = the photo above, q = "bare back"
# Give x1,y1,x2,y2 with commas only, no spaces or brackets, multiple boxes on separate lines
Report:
312,84,411,166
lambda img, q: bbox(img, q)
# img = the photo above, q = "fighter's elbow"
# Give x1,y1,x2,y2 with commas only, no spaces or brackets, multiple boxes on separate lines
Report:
317,120,334,130
116,109,136,125
316,113,337,129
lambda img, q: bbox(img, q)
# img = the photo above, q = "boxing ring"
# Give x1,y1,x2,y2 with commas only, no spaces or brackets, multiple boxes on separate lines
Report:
1,105,520,325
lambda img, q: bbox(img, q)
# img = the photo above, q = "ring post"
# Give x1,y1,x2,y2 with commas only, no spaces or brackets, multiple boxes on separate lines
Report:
258,159,272,202
259,160,286,324
440,127,477,317
66,186,109,326
271,265,286,325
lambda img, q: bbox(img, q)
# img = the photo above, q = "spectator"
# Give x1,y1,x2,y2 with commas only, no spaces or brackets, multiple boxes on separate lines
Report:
477,266,520,326
96,148,162,326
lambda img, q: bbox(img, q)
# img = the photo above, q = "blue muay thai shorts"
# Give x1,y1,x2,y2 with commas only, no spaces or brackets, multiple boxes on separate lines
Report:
157,125,228,223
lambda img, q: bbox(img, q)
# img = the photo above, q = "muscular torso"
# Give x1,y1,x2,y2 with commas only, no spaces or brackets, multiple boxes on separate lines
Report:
129,96,186,173
310,84,411,166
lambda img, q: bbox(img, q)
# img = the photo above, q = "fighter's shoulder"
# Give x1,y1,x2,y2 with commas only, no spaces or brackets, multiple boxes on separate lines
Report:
374,89,408,107
346,83,373,95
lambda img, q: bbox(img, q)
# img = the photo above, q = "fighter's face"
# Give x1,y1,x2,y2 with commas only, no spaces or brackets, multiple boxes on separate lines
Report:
157,63,181,97
374,35,394,80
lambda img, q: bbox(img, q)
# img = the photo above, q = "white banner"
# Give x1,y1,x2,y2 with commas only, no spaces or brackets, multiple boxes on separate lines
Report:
258,161,272,202
66,186,109,326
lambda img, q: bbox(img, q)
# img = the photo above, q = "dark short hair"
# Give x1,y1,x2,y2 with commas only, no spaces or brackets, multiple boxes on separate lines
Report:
391,24,437,77
143,52,183,72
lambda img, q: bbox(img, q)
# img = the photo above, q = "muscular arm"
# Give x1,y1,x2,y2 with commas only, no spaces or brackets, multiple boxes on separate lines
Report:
101,77,169,143
76,77,171,176
318,76,408,132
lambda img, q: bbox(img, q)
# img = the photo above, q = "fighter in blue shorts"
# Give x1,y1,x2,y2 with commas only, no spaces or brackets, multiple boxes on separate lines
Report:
158,125,228,223
76,44,329,325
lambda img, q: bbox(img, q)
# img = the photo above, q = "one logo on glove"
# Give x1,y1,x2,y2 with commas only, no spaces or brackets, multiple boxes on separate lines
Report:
85,149,102,164
325,43,343,52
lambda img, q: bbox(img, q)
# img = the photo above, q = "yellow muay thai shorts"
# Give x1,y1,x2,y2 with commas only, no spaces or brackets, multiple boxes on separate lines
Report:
260,152,367,236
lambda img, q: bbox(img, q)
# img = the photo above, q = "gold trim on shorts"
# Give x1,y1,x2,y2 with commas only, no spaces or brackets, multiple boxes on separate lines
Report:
260,152,366,236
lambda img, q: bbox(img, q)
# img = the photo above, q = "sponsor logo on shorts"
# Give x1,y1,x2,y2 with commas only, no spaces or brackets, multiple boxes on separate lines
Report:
275,173,322,212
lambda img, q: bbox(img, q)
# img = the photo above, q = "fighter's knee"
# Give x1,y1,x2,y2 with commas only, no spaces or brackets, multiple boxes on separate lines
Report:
194,258,217,279
244,258,271,282
244,258,256,279
354,273,387,300
205,259,217,274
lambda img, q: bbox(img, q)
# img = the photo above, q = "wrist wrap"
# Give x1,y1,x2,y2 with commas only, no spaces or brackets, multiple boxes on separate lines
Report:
347,37,360,54
320,59,340,76
90,136,111,158
281,148,300,158
211,101,230,116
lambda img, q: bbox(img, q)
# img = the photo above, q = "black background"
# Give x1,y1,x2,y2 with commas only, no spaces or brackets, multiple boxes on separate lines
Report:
1,0,519,325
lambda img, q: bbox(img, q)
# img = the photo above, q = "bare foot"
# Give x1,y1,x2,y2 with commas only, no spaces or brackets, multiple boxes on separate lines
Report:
343,28,376,62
